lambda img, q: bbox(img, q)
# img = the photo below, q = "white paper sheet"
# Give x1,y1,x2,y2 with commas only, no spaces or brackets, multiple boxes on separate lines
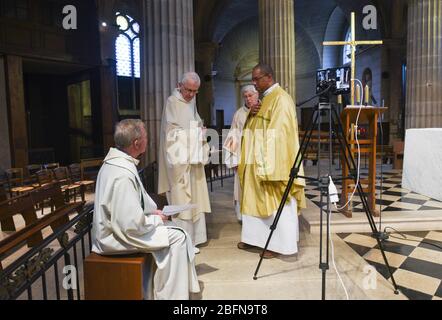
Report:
162,204,197,216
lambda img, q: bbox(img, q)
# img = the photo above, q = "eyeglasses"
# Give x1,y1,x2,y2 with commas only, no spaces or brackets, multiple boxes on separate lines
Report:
252,74,268,82
181,85,199,94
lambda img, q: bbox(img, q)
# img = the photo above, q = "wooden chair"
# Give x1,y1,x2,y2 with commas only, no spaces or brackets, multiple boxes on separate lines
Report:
69,163,95,193
44,162,60,170
36,169,54,187
53,167,84,202
5,168,34,197
80,158,103,182
26,164,43,188
393,140,405,169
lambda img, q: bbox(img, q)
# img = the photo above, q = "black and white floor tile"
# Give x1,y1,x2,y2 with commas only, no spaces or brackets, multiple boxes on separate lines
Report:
304,170,442,213
338,231,442,300
305,169,442,299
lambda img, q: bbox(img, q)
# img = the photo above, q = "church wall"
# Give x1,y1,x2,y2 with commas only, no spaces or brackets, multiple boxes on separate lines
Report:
24,73,70,165
322,6,348,69
295,0,340,67
355,46,382,106
0,55,11,172
213,78,237,127
295,23,321,129
0,0,101,67
213,19,259,126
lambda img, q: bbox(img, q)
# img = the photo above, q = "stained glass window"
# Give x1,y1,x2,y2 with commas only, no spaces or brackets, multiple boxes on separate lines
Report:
343,28,352,65
115,13,140,79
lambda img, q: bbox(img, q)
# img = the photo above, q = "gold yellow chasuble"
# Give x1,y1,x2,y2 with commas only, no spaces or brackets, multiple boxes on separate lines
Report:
238,85,306,218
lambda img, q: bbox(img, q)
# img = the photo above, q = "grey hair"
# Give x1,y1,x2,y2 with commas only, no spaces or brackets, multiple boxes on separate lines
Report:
180,72,201,86
241,85,258,96
114,119,145,149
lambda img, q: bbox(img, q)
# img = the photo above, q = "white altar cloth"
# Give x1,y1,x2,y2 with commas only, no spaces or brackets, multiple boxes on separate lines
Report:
402,128,442,202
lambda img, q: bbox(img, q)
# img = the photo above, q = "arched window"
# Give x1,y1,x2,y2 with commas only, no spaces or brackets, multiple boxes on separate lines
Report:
116,12,140,78
362,68,373,89
115,12,140,112
343,28,352,65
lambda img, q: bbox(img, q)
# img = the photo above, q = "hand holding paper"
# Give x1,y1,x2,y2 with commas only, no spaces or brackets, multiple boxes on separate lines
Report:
162,204,198,216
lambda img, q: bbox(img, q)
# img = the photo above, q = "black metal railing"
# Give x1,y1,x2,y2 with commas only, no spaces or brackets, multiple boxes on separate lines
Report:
205,147,235,192
0,203,94,300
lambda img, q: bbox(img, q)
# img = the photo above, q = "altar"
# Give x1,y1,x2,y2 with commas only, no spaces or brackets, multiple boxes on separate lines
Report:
402,128,442,202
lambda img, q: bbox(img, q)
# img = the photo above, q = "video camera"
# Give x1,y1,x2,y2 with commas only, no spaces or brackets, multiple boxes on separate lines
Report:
316,66,351,96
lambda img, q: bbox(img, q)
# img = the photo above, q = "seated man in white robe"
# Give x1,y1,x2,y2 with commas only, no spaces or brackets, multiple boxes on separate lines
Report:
92,119,200,300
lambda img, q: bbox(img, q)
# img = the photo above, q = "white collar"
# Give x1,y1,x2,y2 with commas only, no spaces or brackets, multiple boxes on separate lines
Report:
105,147,140,166
263,83,280,97
173,88,193,104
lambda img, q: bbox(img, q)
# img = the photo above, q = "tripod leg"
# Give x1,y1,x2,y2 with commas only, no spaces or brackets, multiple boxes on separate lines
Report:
253,109,320,280
330,107,399,294
318,175,332,300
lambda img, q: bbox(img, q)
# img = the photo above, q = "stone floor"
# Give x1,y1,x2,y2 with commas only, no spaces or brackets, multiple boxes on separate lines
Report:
2,162,441,300
195,177,406,300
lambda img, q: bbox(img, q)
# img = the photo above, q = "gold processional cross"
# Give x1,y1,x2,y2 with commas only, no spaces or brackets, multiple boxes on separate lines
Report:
323,12,383,105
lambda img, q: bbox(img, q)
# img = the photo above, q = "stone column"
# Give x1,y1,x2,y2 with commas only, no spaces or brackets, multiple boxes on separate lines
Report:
5,56,28,168
405,0,442,129
196,42,218,125
258,0,296,99
140,0,195,164
383,0,407,141
99,60,119,152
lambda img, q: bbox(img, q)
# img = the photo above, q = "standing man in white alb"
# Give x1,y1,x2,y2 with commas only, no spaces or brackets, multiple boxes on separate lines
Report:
158,72,211,254
223,85,260,221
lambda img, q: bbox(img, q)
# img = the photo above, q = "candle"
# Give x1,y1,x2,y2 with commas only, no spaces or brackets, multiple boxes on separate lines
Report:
337,94,342,104
364,85,370,105
356,84,361,104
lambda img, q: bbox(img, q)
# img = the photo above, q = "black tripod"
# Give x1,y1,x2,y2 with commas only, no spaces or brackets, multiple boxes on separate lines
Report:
252,94,400,300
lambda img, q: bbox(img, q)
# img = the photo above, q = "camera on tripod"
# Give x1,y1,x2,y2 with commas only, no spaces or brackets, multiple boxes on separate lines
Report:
316,67,351,102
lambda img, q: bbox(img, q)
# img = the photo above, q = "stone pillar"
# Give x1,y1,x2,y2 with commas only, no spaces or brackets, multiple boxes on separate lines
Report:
235,79,242,111
195,42,218,126
140,0,195,164
99,60,119,153
405,0,442,129
96,0,120,154
0,56,11,171
381,0,407,142
5,56,28,168
258,0,296,99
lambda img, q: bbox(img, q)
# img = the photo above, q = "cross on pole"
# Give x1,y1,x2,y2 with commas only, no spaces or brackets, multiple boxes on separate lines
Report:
323,12,383,105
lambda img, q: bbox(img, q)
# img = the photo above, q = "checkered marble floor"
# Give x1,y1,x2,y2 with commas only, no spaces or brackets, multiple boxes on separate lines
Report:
304,170,442,213
337,231,442,300
304,168,442,299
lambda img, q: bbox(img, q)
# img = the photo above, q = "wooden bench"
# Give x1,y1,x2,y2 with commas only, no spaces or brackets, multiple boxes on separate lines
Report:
0,182,84,264
84,252,155,300
299,130,340,164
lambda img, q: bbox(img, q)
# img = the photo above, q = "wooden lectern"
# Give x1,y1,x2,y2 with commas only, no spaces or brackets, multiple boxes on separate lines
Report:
340,106,387,217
